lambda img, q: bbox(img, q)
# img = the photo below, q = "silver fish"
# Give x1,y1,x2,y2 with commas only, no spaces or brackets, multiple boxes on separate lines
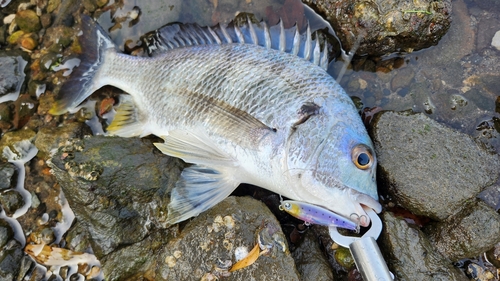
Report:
50,15,381,226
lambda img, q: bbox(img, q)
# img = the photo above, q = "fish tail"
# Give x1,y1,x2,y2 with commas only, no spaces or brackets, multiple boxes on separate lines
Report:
49,15,116,115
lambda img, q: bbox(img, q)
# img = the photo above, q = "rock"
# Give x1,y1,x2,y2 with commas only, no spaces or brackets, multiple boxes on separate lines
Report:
0,163,15,190
12,94,38,129
49,135,184,257
492,30,500,51
0,129,37,160
477,185,500,211
52,0,79,27
0,50,28,104
15,10,42,33
82,0,98,12
34,122,88,159
390,67,415,91
0,24,7,46
425,201,500,261
7,30,25,45
334,246,355,270
380,212,468,280
100,229,170,280
292,230,334,281
19,33,38,50
40,13,52,29
0,219,25,280
370,111,500,221
302,0,451,56
47,0,61,13
157,196,300,281
0,190,24,216
0,103,12,124
43,25,74,49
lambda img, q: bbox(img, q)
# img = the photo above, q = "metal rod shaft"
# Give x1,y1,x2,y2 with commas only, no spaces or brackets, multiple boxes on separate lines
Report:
349,236,393,281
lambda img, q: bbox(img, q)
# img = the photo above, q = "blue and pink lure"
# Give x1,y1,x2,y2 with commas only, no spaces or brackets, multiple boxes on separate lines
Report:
279,200,359,232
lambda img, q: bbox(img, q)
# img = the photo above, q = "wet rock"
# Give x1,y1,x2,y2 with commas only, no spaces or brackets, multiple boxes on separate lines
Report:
47,0,61,13
390,67,415,92
334,246,355,270
13,94,38,129
0,190,24,216
19,33,39,50
34,122,88,160
0,129,37,160
16,10,42,33
100,229,169,281
425,201,500,261
157,196,300,281
370,111,500,221
380,212,468,280
43,25,74,49
40,13,52,29
7,30,25,45
302,0,451,56
0,163,15,190
49,135,183,257
82,0,98,12
0,219,25,280
292,229,334,281
52,0,79,27
0,50,28,103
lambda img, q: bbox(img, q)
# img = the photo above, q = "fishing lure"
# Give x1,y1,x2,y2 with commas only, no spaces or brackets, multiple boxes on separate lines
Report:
279,200,360,232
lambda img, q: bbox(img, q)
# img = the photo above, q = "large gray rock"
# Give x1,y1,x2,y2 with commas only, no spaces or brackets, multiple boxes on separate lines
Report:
49,135,184,257
371,111,500,220
380,212,468,281
157,196,300,281
302,0,451,56
425,201,500,262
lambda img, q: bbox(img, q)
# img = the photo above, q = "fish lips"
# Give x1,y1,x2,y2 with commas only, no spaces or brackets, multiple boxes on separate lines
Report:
347,188,382,227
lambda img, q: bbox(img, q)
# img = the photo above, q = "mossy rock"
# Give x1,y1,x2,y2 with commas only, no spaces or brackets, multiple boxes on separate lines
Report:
16,10,41,33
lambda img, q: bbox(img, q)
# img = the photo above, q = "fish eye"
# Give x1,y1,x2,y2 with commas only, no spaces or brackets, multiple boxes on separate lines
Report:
284,203,291,210
351,144,374,170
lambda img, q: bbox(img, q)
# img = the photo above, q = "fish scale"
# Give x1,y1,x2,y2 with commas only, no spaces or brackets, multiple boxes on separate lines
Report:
50,15,381,226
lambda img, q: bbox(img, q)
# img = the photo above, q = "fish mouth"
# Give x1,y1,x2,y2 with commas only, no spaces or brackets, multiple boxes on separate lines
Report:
347,189,382,227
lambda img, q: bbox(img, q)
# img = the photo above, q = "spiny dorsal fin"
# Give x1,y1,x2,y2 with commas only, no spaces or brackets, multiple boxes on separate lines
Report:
142,18,330,70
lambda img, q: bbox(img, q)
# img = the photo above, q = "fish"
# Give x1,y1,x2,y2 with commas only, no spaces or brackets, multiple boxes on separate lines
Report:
279,200,358,231
49,15,382,227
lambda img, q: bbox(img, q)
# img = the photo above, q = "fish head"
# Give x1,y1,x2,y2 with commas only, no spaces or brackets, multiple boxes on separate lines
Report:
283,100,381,227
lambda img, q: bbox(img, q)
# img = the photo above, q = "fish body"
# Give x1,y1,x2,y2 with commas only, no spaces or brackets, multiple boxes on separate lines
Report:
279,200,358,231
51,16,381,226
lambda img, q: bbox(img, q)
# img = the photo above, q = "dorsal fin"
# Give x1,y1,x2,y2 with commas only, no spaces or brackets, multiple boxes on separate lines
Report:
142,18,331,70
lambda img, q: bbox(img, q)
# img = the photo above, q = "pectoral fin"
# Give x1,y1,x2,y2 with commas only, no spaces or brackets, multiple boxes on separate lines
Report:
166,164,239,225
154,129,235,167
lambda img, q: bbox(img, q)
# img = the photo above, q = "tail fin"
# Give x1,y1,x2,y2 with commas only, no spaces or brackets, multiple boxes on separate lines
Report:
49,15,116,115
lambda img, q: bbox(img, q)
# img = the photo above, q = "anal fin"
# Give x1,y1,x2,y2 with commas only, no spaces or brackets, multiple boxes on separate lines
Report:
107,95,145,137
166,164,239,225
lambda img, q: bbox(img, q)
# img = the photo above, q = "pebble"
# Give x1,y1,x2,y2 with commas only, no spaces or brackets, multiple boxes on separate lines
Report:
15,10,41,33
492,30,500,51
